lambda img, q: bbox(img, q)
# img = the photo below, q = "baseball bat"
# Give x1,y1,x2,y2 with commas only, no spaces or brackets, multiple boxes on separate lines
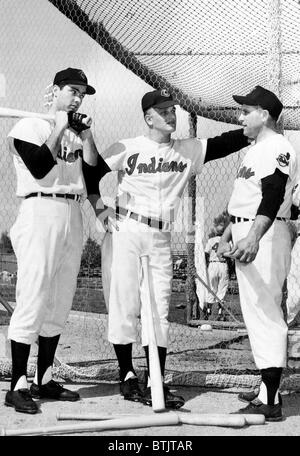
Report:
1,412,180,436
0,295,14,314
240,414,265,425
57,412,261,427
195,272,240,323
141,255,165,412
179,413,245,427
0,107,54,121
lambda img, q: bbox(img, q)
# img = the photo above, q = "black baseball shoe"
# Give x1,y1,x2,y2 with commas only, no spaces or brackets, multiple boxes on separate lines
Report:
5,389,38,414
120,376,143,402
235,398,283,422
30,380,80,401
142,385,185,409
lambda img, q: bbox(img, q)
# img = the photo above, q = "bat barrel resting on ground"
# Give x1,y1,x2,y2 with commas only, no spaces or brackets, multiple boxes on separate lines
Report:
140,254,165,412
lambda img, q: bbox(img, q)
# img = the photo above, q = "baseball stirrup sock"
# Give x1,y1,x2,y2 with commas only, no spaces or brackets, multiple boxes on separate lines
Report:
259,367,283,405
144,345,167,379
113,343,136,382
10,340,31,391
36,335,60,385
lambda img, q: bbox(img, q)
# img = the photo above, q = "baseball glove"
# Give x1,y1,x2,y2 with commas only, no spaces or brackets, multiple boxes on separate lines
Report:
68,112,90,134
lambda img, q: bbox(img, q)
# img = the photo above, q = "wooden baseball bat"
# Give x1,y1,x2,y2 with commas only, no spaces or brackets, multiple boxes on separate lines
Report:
0,107,54,121
179,413,245,427
240,414,265,425
195,271,240,323
141,255,165,412
57,412,260,427
1,412,180,436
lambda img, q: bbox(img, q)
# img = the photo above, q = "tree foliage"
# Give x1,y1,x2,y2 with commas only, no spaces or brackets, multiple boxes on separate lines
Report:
80,237,102,271
0,231,13,253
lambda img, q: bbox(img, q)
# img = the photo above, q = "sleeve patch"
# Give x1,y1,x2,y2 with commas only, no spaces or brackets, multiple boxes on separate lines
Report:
276,152,290,167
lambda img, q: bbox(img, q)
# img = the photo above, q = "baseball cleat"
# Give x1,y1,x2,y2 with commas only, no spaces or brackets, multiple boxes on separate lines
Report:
142,385,185,409
30,380,80,401
235,398,283,422
5,389,39,414
120,377,144,402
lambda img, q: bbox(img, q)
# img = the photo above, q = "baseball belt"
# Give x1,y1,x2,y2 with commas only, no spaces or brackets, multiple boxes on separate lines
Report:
230,215,288,224
24,192,81,202
116,206,172,231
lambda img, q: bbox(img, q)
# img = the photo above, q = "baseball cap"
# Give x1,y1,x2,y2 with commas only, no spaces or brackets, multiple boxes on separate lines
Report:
53,67,96,95
232,85,283,120
141,89,178,112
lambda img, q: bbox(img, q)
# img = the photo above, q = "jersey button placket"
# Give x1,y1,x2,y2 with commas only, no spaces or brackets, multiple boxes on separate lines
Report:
157,146,164,221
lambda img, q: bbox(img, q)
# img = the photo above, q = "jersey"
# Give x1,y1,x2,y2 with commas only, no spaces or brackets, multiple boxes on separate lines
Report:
103,135,207,221
228,132,297,219
8,118,86,197
205,236,224,262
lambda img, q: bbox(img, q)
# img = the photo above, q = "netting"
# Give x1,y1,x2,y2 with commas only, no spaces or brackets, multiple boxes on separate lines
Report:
1,0,300,391
48,0,300,129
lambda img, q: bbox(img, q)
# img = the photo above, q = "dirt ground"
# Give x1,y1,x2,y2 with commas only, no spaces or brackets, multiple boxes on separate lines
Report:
0,313,300,442
1,299,300,448
0,379,300,446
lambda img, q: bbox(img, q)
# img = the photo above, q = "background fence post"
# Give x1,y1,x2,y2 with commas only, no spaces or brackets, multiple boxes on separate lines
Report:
186,111,198,322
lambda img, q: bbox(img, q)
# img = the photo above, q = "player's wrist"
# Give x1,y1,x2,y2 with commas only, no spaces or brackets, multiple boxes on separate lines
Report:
80,128,93,140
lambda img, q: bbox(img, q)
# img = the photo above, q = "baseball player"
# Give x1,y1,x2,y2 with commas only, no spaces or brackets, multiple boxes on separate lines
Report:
217,85,298,421
5,67,110,414
91,89,250,409
204,220,230,321
285,183,300,328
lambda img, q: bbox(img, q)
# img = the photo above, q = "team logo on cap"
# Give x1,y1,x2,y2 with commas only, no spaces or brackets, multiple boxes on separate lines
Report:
161,89,170,98
276,152,290,167
78,70,86,81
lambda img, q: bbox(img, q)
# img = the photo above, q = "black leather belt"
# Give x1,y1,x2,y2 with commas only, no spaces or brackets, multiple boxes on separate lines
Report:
116,206,171,231
210,260,227,263
25,192,81,201
230,215,287,224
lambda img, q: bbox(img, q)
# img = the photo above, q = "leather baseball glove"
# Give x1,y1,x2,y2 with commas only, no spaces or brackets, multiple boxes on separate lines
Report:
68,112,90,134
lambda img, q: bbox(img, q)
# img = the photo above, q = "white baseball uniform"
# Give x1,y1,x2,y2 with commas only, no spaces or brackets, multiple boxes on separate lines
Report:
101,136,207,347
7,118,85,344
228,132,297,369
286,184,300,324
205,235,229,304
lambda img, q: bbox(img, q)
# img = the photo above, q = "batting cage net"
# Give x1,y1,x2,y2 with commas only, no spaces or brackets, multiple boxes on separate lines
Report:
1,0,300,392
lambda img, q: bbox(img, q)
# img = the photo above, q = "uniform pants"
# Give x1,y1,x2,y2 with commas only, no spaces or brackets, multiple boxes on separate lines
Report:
8,197,83,344
232,220,291,369
101,217,172,347
206,262,229,303
286,236,300,324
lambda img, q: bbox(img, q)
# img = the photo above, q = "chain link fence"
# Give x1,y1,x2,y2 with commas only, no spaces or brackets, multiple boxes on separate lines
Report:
1,0,300,389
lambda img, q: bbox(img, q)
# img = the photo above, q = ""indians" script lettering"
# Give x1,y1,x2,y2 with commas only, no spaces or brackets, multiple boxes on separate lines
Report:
125,153,187,175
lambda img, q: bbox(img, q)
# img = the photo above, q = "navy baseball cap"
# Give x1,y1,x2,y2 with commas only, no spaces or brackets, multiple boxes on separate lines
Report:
142,89,178,112
53,67,96,95
232,85,283,120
